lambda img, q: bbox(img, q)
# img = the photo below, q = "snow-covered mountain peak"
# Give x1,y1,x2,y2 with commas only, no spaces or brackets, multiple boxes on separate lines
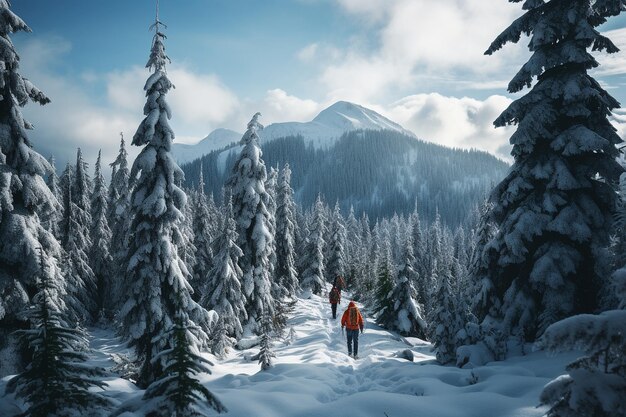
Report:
312,101,414,136
173,101,416,164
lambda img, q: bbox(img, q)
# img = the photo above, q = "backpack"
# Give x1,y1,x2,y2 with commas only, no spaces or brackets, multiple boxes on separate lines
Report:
348,306,359,327
329,287,340,304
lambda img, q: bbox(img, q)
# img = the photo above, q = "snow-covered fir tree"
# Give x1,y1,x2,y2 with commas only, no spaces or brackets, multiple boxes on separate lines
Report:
538,307,626,417
382,232,427,338
89,150,112,316
58,162,73,240
190,168,213,293
258,314,275,371
43,156,62,240
226,112,275,330
326,202,347,283
265,167,280,298
7,250,111,417
468,200,499,324
300,195,327,295
179,187,197,288
344,206,362,289
120,17,212,387
0,0,66,375
410,207,428,305
478,0,625,342
201,198,247,340
275,164,299,298
374,237,395,322
211,318,230,358
428,260,459,364
108,133,131,313
62,149,97,323
120,315,227,417
294,208,309,280
535,250,626,417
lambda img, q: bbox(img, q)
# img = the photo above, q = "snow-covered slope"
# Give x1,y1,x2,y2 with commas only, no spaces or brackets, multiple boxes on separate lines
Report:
172,101,415,164
0,287,577,416
172,128,241,164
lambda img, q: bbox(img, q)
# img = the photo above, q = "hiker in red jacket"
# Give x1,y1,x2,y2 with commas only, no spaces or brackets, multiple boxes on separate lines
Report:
329,285,341,319
332,275,345,291
341,301,364,359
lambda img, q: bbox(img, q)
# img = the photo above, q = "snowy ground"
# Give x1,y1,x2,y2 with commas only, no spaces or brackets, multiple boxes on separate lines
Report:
0,290,577,417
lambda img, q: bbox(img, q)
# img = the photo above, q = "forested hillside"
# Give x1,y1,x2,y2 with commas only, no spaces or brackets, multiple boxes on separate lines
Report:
182,130,509,224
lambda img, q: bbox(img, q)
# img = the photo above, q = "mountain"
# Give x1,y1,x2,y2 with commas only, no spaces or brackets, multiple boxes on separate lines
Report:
258,101,415,148
172,128,241,164
181,130,509,225
172,101,414,164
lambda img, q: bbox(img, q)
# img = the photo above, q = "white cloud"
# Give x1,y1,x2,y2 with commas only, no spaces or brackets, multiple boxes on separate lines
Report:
297,43,319,62
387,93,515,161
17,37,240,172
594,28,626,77
319,0,529,103
262,89,321,124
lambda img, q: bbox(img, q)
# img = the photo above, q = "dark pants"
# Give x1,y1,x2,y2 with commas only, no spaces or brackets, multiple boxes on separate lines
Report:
331,303,338,319
346,329,359,356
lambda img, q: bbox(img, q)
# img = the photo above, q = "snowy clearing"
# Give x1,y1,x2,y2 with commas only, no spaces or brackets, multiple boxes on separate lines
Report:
2,290,577,417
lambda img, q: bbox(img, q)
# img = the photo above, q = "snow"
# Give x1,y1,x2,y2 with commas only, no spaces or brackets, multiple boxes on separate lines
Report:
0,286,580,416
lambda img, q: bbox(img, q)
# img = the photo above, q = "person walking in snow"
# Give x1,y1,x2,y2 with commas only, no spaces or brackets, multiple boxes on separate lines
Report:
341,301,364,359
332,275,345,291
329,285,341,319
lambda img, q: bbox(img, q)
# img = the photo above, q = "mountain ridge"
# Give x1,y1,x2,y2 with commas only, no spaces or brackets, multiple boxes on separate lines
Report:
172,101,416,164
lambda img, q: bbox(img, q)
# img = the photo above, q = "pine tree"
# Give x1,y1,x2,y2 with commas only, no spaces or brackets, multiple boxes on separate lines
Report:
108,133,131,313
258,314,275,371
43,156,62,240
383,232,427,338
62,149,97,323
468,200,500,326
210,318,230,358
227,113,275,330
90,150,112,317
179,188,197,289
191,165,214,297
538,308,626,417
0,1,65,374
344,206,362,290
137,316,226,417
58,163,74,241
480,0,625,341
374,237,395,320
428,260,458,364
120,16,212,387
275,164,299,298
326,202,347,283
7,249,111,417
300,196,327,295
265,167,280,300
201,198,247,340
410,207,428,305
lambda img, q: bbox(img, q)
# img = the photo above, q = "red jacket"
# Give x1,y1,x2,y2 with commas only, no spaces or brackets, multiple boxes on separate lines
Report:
329,287,341,304
341,302,364,331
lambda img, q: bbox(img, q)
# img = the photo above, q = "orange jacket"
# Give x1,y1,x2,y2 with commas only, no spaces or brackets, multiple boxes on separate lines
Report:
341,301,364,331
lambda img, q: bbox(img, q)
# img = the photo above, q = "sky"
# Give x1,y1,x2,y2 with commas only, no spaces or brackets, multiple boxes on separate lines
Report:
10,0,626,173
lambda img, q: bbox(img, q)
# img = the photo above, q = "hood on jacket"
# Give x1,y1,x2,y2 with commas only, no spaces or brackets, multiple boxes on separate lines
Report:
348,301,356,308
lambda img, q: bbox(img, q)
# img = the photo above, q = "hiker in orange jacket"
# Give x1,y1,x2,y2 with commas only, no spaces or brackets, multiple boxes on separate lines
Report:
341,301,364,359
